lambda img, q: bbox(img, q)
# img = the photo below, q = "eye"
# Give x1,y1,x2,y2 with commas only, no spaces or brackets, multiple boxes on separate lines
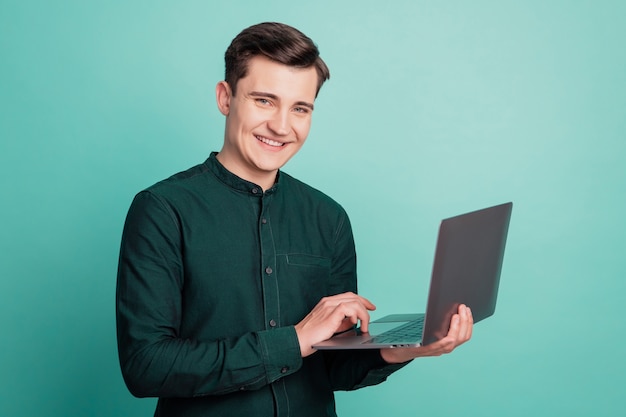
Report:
255,98,271,106
293,106,309,114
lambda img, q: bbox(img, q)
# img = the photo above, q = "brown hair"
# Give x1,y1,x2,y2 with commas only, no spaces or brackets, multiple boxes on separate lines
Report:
224,22,330,97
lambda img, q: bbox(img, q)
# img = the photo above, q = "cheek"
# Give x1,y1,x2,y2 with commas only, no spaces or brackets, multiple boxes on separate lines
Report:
293,118,312,139
230,106,265,131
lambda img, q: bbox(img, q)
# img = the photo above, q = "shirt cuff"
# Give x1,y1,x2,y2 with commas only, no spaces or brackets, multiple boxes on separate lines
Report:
257,326,303,384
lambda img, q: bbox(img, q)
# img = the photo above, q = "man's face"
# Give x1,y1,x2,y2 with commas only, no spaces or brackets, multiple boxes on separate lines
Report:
216,55,318,188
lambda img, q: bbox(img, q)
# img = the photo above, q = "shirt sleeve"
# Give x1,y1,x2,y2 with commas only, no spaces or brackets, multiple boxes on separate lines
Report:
321,210,410,390
116,191,303,398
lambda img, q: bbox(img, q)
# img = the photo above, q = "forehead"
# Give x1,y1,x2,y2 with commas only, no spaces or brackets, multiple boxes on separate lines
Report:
239,55,318,101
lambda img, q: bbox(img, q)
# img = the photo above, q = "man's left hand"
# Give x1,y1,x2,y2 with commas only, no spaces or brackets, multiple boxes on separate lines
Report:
380,304,474,364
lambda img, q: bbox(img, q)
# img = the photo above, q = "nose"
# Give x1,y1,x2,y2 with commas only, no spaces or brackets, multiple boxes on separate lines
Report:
267,109,290,136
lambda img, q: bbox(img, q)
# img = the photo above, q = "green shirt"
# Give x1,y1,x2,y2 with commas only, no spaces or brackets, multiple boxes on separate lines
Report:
116,153,406,416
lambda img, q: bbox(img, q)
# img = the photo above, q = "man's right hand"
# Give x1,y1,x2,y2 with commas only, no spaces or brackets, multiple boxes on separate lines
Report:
294,292,376,357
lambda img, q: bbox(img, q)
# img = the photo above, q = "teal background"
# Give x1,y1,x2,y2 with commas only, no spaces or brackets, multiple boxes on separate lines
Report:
2,1,625,416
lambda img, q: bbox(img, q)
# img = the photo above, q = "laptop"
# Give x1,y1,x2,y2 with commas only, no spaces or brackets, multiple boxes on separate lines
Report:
312,202,512,349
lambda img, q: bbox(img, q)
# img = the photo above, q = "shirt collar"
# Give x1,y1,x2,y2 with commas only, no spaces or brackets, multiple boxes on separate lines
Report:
204,152,280,196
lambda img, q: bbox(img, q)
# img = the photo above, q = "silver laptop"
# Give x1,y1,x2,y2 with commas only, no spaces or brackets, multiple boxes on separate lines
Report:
312,202,512,349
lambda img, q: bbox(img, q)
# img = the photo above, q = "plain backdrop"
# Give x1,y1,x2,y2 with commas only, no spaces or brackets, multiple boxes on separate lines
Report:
1,1,625,416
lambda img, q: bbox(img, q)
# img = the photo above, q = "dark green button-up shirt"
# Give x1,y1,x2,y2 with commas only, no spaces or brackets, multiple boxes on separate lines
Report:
116,153,406,416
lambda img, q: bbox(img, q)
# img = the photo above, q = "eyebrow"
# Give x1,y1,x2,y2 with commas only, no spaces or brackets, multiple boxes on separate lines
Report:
249,91,315,111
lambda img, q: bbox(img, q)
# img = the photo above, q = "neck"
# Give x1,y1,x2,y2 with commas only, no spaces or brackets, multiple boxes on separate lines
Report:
215,152,277,191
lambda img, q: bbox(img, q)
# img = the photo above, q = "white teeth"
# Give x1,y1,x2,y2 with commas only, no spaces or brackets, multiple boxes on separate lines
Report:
256,135,284,147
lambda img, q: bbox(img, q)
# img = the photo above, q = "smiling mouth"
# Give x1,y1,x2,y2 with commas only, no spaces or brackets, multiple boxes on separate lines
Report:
256,135,285,147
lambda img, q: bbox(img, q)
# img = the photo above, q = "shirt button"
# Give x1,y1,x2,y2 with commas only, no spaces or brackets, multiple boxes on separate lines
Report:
265,266,273,275
261,218,267,224
280,367,289,374
251,188,259,194
269,319,277,327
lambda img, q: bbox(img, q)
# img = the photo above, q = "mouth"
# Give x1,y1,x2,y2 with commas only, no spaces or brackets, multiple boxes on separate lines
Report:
255,135,285,148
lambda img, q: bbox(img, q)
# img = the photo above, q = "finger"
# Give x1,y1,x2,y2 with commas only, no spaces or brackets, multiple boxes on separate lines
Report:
462,307,474,343
324,292,377,311
359,310,371,333
466,306,474,340
437,314,461,354
337,317,357,333
357,295,377,311
457,305,473,342
447,313,461,337
335,302,372,333
345,295,377,312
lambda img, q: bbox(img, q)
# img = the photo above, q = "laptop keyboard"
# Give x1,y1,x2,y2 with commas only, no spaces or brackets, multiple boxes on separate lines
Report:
368,317,424,344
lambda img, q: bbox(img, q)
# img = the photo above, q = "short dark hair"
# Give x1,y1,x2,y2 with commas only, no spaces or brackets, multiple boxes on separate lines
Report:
224,22,330,97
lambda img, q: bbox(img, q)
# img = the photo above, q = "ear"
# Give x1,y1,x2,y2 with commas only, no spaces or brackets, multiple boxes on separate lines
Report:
215,81,232,116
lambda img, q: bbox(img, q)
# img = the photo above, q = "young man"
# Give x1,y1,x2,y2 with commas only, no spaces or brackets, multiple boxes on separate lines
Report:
116,22,472,417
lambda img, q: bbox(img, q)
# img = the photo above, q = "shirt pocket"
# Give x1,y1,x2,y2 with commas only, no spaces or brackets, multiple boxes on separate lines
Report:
285,254,331,269
279,253,331,322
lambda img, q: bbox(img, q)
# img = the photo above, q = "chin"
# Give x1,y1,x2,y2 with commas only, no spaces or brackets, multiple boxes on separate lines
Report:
255,155,292,172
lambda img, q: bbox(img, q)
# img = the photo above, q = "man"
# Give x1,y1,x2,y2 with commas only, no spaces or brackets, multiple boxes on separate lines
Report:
116,22,472,417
